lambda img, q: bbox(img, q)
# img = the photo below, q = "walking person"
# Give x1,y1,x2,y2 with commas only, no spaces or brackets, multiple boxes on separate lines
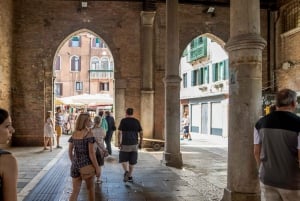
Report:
104,111,116,155
181,112,192,140
91,116,107,184
254,88,300,201
68,113,100,201
55,106,64,148
43,111,55,151
117,108,143,182
98,110,108,133
0,108,18,201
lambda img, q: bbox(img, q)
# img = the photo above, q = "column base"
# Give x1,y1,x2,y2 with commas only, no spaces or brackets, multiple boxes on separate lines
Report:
163,151,183,169
222,188,261,201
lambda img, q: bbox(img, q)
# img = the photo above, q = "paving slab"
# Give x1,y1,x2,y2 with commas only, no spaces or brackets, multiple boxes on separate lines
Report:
4,134,228,201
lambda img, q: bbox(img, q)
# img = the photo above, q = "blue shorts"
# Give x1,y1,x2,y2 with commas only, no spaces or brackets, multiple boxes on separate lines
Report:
183,126,189,134
119,151,138,165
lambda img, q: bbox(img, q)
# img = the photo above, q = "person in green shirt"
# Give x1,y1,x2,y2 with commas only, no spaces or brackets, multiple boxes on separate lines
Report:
98,110,108,133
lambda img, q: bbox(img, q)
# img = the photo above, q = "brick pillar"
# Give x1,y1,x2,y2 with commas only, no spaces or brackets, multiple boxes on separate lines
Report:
140,11,156,139
163,0,182,168
222,0,266,200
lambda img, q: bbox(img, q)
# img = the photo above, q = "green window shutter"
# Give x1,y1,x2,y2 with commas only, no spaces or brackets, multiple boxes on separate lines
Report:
212,63,216,82
72,36,79,41
219,61,224,80
224,59,229,79
204,66,209,84
191,71,195,86
198,68,203,85
187,36,208,62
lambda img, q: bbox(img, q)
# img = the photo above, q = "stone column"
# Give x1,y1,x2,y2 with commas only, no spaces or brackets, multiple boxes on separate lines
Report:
114,79,126,146
222,0,266,201
163,0,182,168
140,11,156,139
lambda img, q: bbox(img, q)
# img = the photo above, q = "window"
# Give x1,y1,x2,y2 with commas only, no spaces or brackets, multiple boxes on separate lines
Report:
92,38,101,48
55,83,63,96
100,57,109,78
187,36,207,62
99,82,109,91
191,66,209,86
183,73,187,88
75,82,83,91
191,70,199,86
91,37,107,48
199,66,209,85
212,60,229,82
90,57,101,79
55,56,61,71
71,56,81,71
69,36,81,47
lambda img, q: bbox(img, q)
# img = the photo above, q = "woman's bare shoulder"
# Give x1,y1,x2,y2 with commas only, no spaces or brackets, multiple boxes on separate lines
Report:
0,153,17,169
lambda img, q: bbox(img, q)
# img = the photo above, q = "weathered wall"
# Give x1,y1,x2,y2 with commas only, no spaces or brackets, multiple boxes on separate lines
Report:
10,0,270,145
0,0,13,111
274,1,300,92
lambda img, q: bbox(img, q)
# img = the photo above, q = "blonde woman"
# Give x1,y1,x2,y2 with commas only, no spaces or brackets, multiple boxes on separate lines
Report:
0,108,17,201
92,116,107,184
68,113,100,201
43,111,55,151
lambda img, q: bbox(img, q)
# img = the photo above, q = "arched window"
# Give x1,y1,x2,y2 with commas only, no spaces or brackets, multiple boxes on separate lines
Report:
100,57,109,78
90,57,101,79
71,56,81,72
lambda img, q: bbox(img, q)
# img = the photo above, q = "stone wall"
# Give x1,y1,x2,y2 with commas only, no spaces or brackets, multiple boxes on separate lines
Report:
0,0,13,111
9,0,269,145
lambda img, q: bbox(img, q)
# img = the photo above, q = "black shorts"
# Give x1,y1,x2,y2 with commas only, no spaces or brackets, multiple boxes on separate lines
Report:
119,151,138,165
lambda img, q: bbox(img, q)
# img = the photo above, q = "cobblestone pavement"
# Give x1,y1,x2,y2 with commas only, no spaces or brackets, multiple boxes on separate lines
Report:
5,134,228,201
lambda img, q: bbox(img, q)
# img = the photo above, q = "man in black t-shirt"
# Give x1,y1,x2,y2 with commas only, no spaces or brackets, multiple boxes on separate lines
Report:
254,88,300,201
118,108,143,182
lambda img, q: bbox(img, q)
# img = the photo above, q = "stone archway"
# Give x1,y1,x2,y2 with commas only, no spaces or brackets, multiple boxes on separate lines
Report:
48,29,115,119
179,33,229,139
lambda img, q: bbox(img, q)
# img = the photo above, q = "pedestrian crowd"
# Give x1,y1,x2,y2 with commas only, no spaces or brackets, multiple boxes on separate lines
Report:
67,107,143,201
1,87,299,201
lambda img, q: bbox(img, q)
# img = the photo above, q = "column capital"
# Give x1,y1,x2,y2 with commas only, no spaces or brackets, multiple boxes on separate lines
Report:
163,75,181,84
140,11,156,27
225,33,266,52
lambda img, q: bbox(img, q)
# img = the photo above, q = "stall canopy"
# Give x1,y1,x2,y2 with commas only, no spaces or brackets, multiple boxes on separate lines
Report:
55,94,113,106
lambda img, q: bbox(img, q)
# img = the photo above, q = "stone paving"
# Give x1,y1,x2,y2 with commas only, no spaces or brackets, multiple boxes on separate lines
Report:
4,134,228,201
